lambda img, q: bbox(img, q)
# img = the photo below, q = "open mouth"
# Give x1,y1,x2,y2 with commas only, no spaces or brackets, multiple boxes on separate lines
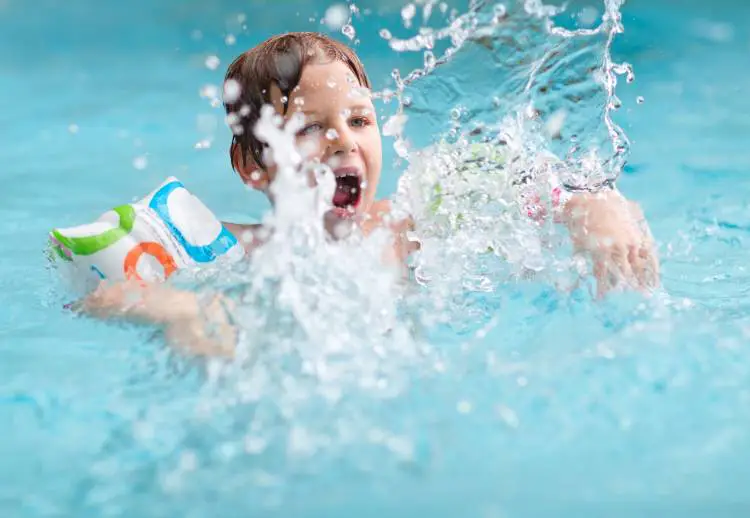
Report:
332,172,362,211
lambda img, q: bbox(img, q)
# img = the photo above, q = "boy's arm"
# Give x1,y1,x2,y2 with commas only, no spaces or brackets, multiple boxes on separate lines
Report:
75,281,236,357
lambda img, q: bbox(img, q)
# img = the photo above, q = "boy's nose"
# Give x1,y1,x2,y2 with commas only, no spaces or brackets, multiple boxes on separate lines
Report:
327,124,356,155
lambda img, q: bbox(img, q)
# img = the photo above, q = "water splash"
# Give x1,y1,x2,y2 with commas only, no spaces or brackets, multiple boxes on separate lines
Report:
380,0,633,190
186,0,636,463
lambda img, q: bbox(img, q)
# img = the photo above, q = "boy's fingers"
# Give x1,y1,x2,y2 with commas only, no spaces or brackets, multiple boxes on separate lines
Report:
628,244,650,289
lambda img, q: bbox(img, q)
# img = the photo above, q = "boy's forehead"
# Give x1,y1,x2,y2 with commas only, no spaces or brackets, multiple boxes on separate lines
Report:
270,60,372,114
296,61,360,94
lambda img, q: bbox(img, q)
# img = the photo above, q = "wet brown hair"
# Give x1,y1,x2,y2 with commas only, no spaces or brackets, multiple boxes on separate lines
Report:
223,32,371,172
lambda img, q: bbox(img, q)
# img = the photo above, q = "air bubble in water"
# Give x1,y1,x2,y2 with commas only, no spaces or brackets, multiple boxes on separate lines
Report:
132,156,148,170
239,105,251,116
325,128,339,140
401,3,416,28
205,55,220,70
223,79,241,103
342,24,356,40
636,96,645,104
68,124,79,134
324,4,349,31
379,28,392,40
225,34,236,46
194,139,211,149
191,29,203,41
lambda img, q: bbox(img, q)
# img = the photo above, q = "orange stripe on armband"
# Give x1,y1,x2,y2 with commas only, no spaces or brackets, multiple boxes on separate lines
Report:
123,242,178,281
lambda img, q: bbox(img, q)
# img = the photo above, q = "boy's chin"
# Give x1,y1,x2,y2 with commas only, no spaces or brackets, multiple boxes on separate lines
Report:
323,208,358,240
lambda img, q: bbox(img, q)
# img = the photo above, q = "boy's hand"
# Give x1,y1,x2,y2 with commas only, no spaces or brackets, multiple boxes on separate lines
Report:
563,189,660,298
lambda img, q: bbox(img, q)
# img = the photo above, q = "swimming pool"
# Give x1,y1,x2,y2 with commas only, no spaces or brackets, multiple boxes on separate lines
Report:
2,0,750,516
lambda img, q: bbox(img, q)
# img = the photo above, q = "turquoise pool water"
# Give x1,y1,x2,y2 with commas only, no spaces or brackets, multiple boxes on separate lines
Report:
2,0,750,516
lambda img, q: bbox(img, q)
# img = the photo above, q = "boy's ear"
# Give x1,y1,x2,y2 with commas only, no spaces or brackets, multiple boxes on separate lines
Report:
231,142,269,191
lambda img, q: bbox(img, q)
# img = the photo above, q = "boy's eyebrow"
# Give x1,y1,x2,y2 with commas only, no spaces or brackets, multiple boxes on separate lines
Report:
298,104,374,118
347,104,374,113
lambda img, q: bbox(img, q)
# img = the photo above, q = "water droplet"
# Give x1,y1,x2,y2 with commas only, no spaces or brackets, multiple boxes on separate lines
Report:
237,13,246,23
327,78,337,88
457,400,472,414
325,128,339,140
450,107,462,120
239,105,251,116
132,156,148,170
496,405,519,428
439,2,448,13
379,28,392,40
394,139,409,158
423,50,436,69
68,124,79,134
342,24,356,40
223,79,241,103
578,6,599,27
205,55,220,70
225,34,236,46
401,3,416,28
280,95,288,104
636,96,645,104
294,97,305,107
324,4,349,30
545,109,566,138
200,84,219,100
194,139,212,150
382,113,408,136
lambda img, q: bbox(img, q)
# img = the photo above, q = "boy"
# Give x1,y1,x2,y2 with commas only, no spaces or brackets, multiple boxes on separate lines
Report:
81,32,659,356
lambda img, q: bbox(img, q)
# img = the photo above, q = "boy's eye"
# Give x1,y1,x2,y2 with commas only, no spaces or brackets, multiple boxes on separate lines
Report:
297,123,322,137
350,116,370,128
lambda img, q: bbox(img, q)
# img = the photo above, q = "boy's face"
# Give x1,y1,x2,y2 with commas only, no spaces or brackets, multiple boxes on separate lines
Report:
247,59,382,220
